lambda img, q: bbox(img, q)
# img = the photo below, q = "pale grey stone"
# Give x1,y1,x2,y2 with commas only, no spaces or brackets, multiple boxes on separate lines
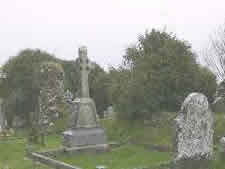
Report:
220,136,225,146
174,93,214,162
79,46,95,98
67,99,79,128
64,90,74,103
96,166,107,169
63,128,106,147
12,115,26,128
219,136,225,152
29,152,81,169
68,46,99,128
104,106,115,119
63,46,106,148
76,98,100,128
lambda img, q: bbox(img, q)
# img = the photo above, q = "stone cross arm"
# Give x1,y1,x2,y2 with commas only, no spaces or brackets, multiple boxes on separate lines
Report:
78,46,95,98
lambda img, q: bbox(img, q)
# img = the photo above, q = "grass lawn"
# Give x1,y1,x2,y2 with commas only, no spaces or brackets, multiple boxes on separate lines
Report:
0,134,61,169
1,112,225,169
102,112,175,147
56,144,171,169
0,138,33,169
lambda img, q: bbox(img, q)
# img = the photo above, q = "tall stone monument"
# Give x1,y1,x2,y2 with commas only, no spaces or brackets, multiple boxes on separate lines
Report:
31,62,65,145
173,93,214,169
63,46,106,148
0,69,7,132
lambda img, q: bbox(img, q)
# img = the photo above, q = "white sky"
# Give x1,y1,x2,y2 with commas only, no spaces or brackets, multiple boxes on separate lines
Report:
0,0,225,68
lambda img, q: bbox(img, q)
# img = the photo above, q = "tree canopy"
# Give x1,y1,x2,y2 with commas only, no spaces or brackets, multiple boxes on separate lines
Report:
0,49,111,126
0,29,217,124
110,29,217,120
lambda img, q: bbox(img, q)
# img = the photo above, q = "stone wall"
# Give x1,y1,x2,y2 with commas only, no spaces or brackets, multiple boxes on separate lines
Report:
29,152,81,169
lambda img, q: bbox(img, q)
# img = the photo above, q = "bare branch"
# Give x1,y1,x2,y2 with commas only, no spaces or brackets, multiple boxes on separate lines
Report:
202,23,225,82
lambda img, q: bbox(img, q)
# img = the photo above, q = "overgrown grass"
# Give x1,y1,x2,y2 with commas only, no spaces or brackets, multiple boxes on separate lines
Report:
0,133,60,169
56,144,171,169
1,112,225,169
102,112,175,147
0,138,32,169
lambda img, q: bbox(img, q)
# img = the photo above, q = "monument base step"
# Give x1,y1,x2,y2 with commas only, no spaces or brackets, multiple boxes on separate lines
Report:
62,128,106,148
63,144,109,154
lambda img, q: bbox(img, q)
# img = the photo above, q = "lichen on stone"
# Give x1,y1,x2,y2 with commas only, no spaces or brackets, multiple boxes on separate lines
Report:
174,93,214,161
38,62,66,127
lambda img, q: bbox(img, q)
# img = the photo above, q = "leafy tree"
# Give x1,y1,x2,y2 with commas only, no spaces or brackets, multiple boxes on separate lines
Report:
195,66,217,102
61,59,111,117
1,49,57,126
110,29,216,120
89,64,111,117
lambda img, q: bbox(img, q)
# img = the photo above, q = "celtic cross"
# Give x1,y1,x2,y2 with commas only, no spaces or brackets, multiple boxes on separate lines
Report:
78,46,94,98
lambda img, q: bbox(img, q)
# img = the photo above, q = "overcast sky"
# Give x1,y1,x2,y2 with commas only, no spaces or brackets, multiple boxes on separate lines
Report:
0,0,225,69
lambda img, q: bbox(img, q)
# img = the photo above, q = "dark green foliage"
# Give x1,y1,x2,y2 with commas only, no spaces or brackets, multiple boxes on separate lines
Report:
0,49,111,126
0,49,57,127
89,64,111,117
110,29,217,120
61,59,111,117
60,60,79,96
195,66,217,103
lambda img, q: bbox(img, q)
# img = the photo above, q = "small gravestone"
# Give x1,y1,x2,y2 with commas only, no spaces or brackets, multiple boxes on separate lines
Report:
12,115,26,128
63,46,107,148
64,89,74,103
173,93,214,169
219,136,225,153
104,106,115,119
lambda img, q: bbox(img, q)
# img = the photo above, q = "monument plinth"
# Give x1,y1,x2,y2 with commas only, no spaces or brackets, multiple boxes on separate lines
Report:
63,46,107,148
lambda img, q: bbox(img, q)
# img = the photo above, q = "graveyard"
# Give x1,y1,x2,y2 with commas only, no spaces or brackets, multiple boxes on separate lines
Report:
1,29,225,169
1,111,225,169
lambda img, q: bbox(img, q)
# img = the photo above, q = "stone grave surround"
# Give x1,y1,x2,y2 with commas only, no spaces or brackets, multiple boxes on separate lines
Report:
63,46,106,148
173,93,214,169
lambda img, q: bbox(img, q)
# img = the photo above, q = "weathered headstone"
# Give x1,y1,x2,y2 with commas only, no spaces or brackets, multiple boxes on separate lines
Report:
63,46,106,148
173,93,214,169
